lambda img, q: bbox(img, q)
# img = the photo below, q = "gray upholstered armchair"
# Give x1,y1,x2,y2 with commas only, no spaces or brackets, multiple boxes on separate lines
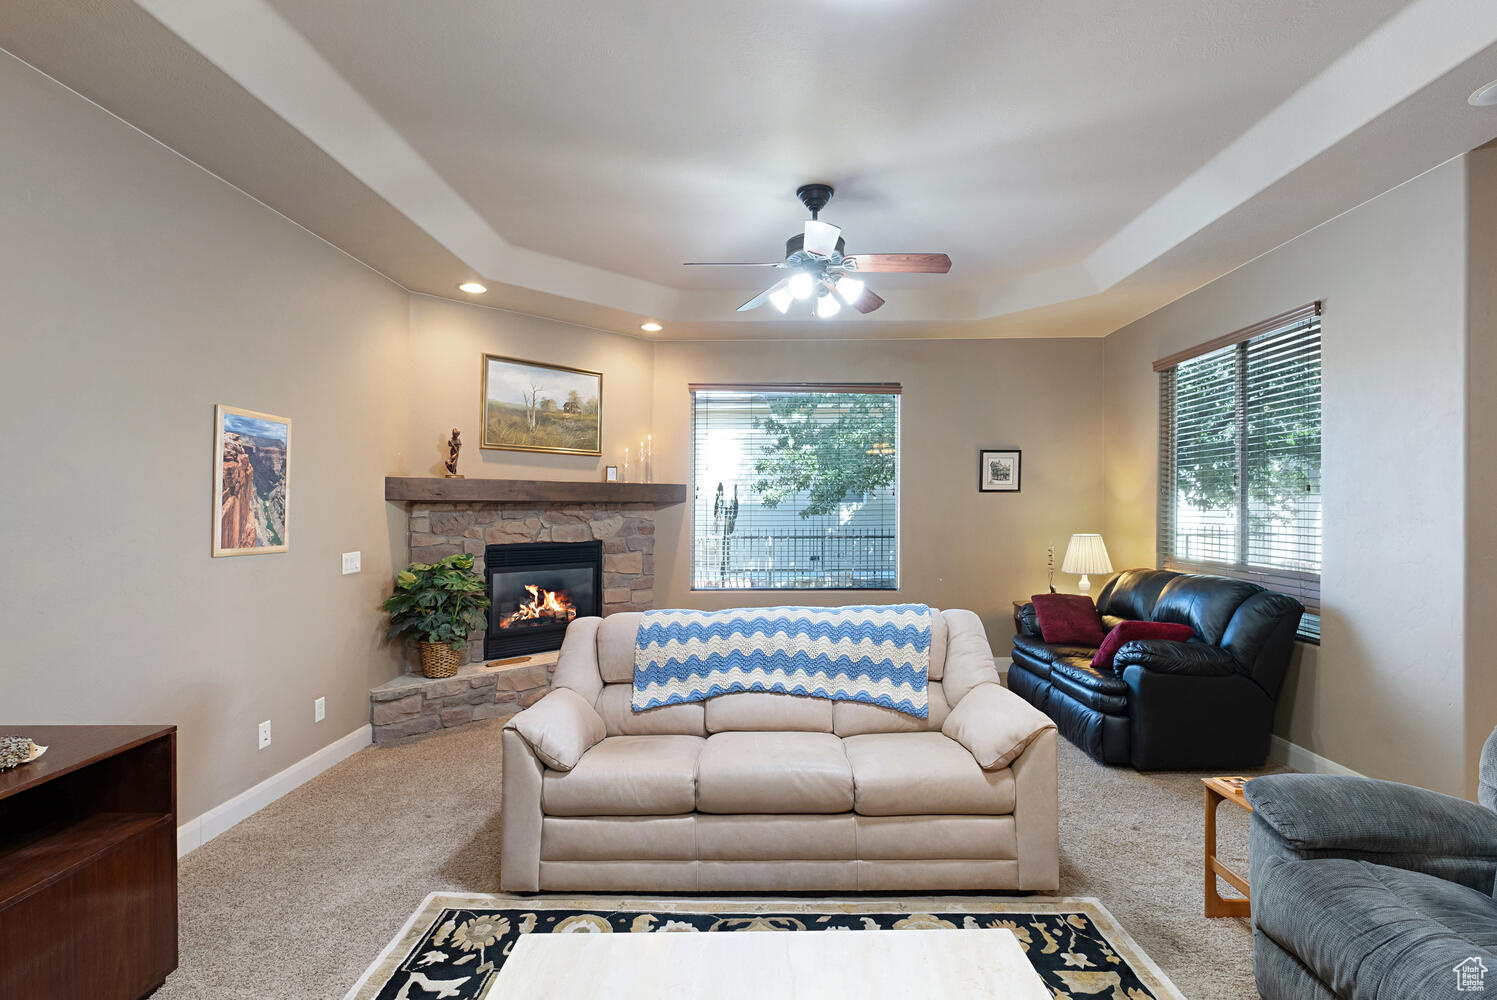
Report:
1246,727,1497,999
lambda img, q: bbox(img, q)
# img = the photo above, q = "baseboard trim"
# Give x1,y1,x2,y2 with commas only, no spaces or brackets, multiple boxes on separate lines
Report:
177,724,372,858
1268,735,1363,777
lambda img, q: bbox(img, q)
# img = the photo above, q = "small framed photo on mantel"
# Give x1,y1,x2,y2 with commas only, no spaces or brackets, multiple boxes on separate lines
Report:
979,449,1021,492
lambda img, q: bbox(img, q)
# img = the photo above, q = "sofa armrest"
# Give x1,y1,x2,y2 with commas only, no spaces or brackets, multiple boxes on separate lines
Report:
503,687,605,772
942,682,1057,769
1247,773,1497,892
1017,602,1043,638
499,727,544,891
1113,640,1236,676
941,608,1002,705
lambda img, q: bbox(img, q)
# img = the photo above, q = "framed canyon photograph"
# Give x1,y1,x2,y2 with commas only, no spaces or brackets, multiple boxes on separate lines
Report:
481,354,602,455
213,404,290,556
979,448,1021,492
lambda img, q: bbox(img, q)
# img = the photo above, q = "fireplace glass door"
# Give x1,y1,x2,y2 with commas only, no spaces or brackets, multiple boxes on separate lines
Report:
484,541,601,658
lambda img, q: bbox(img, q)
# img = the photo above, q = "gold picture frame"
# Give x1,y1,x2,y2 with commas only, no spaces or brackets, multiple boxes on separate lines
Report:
213,404,291,557
480,353,603,455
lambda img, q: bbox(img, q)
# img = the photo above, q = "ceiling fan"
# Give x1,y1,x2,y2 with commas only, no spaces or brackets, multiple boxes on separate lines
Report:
684,184,952,318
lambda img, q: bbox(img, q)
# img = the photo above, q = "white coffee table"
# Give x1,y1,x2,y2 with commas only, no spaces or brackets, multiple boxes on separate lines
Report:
484,927,1050,998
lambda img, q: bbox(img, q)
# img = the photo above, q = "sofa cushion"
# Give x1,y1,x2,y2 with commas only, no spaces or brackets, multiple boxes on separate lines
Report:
696,732,854,814
1011,633,1098,673
842,732,1016,816
541,735,704,816
1096,569,1177,621
1030,593,1105,646
1256,857,1497,1000
1151,574,1262,645
594,683,707,736
705,690,833,733
596,611,643,683
1048,660,1130,714
834,684,950,736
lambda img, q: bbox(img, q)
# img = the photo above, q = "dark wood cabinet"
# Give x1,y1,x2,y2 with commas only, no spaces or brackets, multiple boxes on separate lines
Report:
0,725,178,1000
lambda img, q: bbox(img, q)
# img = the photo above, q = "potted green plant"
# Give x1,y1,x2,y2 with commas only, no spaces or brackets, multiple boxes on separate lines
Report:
382,553,491,678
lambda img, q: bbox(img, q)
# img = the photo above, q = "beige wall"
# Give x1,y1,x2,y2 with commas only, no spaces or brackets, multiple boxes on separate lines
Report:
405,295,654,482
1104,158,1475,794
1465,144,1497,798
650,339,1107,641
0,53,410,819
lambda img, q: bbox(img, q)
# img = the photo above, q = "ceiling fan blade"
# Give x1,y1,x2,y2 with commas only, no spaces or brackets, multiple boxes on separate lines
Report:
683,261,786,267
803,220,842,258
737,278,789,312
852,288,885,314
843,253,951,273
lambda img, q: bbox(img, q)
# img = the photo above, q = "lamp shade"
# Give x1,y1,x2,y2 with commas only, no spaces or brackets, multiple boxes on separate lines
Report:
1062,533,1113,576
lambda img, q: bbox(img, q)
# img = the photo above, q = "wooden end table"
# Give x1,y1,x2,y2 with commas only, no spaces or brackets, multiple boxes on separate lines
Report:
1203,775,1252,918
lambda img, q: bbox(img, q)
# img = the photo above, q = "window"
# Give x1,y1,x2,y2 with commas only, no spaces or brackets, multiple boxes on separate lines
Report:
690,385,899,590
1157,305,1321,641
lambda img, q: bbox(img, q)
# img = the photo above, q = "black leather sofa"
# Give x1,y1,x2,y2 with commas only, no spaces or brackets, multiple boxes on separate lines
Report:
1008,569,1303,770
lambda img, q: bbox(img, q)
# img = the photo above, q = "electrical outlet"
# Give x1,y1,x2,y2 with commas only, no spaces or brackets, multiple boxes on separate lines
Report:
341,551,361,575
314,697,326,723
258,720,272,750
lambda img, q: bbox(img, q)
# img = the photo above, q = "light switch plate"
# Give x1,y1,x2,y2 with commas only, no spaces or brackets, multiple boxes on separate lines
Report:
258,720,272,749
314,697,326,723
341,551,361,575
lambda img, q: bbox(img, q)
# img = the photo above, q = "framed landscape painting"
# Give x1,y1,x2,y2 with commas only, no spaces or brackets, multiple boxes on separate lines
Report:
481,354,602,455
979,448,1021,492
213,404,290,557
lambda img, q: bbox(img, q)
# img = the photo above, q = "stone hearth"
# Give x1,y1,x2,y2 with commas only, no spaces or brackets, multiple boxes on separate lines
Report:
408,501,657,664
369,653,557,743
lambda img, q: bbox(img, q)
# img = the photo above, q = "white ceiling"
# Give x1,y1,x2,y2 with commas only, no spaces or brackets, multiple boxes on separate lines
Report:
6,0,1497,339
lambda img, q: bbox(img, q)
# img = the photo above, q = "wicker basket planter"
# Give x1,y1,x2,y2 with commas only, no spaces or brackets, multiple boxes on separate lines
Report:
418,641,463,679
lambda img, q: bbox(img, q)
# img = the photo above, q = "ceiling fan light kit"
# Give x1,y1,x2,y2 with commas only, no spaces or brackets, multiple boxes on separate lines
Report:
685,184,951,319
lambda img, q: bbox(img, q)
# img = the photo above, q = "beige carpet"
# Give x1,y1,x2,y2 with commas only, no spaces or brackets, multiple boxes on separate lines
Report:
155,718,1276,1000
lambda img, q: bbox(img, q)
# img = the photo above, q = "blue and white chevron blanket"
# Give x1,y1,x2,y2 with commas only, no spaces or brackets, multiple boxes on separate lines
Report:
632,604,931,718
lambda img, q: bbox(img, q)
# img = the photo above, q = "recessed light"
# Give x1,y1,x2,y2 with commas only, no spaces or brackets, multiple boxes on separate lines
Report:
1470,79,1497,107
640,321,663,332
458,281,487,294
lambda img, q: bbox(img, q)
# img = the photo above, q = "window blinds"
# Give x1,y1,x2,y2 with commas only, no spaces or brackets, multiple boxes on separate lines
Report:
1158,311,1321,625
690,385,900,591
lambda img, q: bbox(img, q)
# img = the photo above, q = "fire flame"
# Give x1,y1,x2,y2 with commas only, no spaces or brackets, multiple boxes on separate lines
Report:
499,584,577,629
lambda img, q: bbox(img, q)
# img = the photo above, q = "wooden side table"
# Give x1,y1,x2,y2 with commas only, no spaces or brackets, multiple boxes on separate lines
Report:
0,725,178,999
1202,775,1252,917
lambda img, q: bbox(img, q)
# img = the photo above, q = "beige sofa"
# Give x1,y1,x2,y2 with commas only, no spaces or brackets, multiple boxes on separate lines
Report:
500,608,1059,892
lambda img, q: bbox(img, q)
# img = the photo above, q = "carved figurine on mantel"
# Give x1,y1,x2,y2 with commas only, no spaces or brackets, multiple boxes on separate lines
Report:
443,428,464,479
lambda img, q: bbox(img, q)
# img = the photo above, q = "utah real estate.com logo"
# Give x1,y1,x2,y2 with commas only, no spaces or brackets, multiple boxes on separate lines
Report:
1456,957,1488,992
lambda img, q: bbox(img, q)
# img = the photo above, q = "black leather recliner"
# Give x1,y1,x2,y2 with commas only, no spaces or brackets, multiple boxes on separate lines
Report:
1008,569,1304,770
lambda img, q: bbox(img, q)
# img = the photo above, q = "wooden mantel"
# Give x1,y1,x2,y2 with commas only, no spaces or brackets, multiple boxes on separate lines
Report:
385,476,687,505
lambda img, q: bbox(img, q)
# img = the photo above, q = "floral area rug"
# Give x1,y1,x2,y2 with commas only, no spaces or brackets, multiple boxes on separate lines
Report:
345,893,1185,1000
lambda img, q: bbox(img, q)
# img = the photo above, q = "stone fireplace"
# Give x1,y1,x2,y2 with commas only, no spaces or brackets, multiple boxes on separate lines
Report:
373,478,684,743
407,500,659,663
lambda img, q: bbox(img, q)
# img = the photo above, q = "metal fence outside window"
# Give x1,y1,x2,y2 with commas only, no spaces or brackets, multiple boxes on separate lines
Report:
693,529,897,590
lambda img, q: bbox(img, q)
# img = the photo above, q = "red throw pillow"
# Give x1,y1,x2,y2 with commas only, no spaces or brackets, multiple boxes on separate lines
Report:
1030,593,1106,647
1091,621,1195,672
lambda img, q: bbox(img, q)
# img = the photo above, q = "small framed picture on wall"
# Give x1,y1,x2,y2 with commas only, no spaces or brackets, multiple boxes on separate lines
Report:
979,449,1021,492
